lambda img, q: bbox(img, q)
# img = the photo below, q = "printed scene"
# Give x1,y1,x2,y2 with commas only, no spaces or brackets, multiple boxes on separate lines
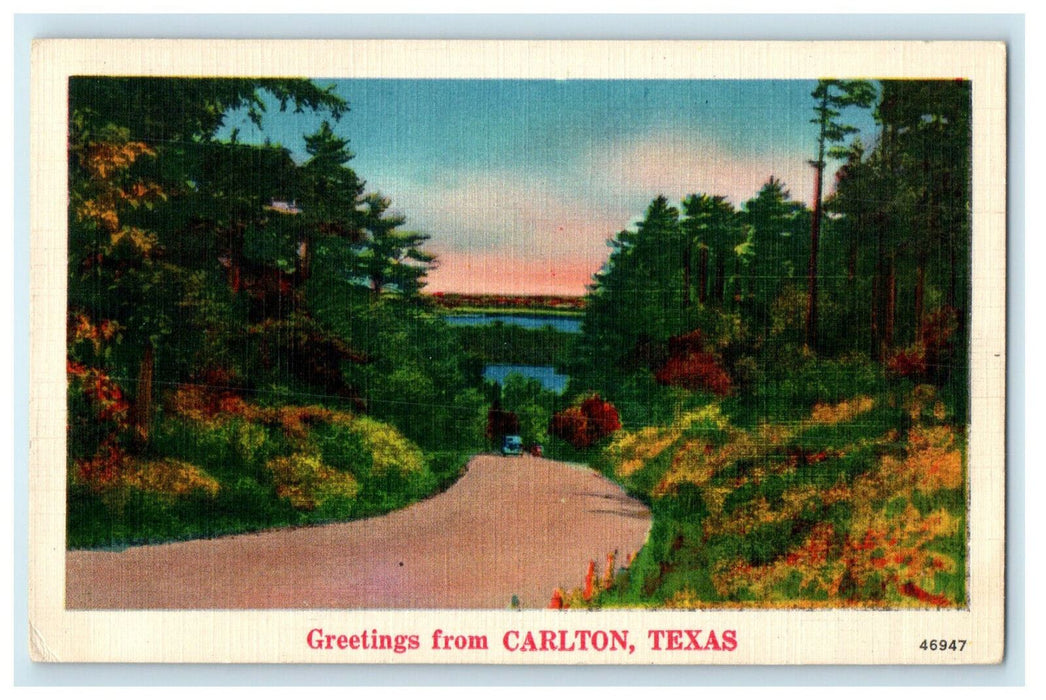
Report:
66,77,970,610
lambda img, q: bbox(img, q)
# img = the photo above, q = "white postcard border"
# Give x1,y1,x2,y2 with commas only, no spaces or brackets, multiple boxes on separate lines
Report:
29,38,1007,665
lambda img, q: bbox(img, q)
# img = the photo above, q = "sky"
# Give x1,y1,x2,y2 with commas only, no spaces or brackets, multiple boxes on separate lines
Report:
219,80,878,296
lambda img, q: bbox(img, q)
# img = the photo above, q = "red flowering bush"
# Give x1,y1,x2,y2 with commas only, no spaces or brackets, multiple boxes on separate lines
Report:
580,396,622,438
655,352,733,395
550,395,621,449
653,331,732,395
887,307,959,383
550,406,591,448
68,360,132,487
485,406,520,443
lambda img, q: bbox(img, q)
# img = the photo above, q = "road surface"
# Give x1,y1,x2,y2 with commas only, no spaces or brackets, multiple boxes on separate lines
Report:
66,455,652,609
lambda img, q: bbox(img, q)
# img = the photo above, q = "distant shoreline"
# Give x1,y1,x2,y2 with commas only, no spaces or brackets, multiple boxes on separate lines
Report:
426,292,586,314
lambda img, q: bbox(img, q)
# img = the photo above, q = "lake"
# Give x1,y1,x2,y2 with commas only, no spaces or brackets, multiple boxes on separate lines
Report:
444,313,582,334
483,364,570,394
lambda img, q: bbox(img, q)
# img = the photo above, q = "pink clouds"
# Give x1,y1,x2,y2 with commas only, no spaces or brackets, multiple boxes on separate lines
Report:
424,250,598,296
587,132,816,207
380,172,632,294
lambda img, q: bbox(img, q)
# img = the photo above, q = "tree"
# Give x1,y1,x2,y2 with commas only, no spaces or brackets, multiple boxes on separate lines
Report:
826,80,971,366
741,177,808,338
580,195,684,379
298,121,367,280
875,80,971,338
805,79,877,350
680,194,715,306
354,193,435,300
68,78,346,454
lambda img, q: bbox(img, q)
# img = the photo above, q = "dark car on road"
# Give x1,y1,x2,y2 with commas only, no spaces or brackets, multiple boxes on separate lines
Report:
501,435,524,456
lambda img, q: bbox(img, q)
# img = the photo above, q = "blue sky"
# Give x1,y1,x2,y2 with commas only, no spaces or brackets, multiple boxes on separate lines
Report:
219,79,878,294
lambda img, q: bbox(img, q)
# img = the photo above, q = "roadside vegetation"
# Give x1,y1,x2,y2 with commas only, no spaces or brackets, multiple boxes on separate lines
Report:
67,79,485,548
550,80,971,609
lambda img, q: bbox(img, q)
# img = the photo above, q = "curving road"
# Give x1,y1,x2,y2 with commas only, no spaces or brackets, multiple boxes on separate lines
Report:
66,455,652,609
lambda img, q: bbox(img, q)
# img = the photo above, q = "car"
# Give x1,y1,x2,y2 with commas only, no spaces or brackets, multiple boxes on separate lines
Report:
501,435,524,456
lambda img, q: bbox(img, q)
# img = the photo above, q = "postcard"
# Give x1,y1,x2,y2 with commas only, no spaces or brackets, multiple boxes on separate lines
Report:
29,39,1006,664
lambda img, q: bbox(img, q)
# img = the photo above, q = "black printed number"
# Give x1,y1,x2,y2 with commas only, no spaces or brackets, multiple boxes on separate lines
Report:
920,639,966,651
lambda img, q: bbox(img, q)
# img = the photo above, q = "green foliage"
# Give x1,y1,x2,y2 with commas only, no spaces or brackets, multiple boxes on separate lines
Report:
312,422,374,478
452,322,577,368
725,353,886,426
68,404,476,548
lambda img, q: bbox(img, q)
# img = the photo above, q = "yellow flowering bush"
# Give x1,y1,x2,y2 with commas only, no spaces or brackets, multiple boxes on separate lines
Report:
810,395,875,424
605,426,681,478
119,459,220,497
266,452,360,511
350,416,425,474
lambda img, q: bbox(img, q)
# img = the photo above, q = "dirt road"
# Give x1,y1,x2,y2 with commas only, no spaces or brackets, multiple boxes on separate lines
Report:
66,455,652,609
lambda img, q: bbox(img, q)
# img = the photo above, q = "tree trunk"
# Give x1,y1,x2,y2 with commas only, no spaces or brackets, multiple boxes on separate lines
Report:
698,247,709,304
871,263,881,360
884,258,897,353
714,256,726,306
805,160,824,351
914,261,926,341
947,245,958,309
683,240,692,308
297,234,312,283
848,212,861,282
133,341,154,447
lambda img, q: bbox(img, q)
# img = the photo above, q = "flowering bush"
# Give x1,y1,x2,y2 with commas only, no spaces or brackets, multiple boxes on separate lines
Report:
119,459,220,497
73,438,127,487
69,312,122,358
810,396,875,425
266,452,360,511
350,416,425,475
550,396,622,449
580,396,622,439
68,360,132,487
485,406,521,444
591,383,966,609
654,330,733,395
550,407,591,448
655,352,733,395
887,307,959,382
604,426,681,478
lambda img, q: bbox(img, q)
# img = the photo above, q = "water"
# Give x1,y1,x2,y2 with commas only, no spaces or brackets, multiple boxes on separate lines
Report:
483,364,569,394
445,313,582,334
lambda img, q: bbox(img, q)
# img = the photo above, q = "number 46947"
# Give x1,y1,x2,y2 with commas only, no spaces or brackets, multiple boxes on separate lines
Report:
920,639,967,651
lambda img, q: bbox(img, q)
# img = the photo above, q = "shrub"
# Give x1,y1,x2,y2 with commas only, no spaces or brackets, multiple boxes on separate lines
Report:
653,330,733,396
350,416,425,475
313,422,373,479
119,458,221,497
887,307,959,384
486,405,521,444
550,406,591,448
550,395,622,449
68,360,132,487
655,352,733,395
266,452,360,511
580,395,623,439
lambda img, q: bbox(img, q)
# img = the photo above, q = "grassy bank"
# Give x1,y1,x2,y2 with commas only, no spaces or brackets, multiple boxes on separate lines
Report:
567,382,967,609
67,385,472,549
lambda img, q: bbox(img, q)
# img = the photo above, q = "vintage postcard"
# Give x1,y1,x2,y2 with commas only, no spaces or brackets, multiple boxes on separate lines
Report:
29,39,1006,664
